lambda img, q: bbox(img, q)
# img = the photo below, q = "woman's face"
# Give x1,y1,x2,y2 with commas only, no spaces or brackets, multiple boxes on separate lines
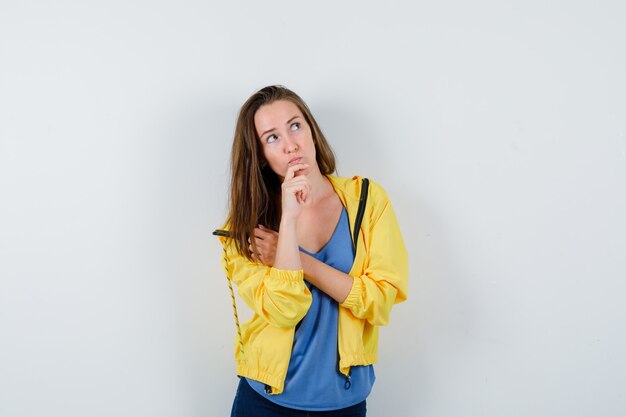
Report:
254,99,317,179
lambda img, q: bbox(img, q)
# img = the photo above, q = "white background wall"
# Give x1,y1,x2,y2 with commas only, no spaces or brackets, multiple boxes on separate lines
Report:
1,1,625,416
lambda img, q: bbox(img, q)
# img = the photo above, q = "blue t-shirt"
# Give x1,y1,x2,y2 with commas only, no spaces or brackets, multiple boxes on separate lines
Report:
246,207,375,410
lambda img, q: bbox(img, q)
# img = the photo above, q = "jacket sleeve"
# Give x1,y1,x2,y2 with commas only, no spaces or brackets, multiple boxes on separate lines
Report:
340,182,408,326
219,234,312,328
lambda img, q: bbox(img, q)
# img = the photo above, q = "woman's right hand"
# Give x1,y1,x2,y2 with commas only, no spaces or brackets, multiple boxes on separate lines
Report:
249,225,279,266
280,163,311,221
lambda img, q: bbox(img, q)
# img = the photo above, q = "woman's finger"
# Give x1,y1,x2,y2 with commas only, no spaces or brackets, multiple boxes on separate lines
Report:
254,226,276,239
283,163,309,181
282,180,311,196
258,225,277,234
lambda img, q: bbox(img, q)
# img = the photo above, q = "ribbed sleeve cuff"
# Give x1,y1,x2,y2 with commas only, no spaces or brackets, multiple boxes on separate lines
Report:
340,276,363,309
268,267,304,282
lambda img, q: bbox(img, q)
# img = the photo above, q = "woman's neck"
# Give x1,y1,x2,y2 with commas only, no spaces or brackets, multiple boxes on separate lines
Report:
304,170,335,207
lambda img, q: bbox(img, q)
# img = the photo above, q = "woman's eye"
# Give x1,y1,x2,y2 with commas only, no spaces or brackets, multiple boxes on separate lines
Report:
267,134,278,143
290,123,300,131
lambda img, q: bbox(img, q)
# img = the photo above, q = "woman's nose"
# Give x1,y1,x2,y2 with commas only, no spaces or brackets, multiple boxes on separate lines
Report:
283,136,298,153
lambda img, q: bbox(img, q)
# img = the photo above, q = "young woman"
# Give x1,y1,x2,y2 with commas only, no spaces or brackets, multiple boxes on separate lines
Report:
215,85,408,417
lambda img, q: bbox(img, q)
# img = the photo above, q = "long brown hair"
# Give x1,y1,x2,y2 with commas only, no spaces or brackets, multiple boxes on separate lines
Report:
226,85,336,260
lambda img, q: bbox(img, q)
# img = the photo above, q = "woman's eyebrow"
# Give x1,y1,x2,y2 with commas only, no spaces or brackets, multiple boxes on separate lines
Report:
260,127,276,137
260,115,300,137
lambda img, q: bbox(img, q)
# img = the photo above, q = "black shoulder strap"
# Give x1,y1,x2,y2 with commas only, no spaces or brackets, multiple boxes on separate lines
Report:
352,178,369,254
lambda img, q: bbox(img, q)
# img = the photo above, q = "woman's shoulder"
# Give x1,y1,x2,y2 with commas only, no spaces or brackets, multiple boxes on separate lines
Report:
327,174,390,202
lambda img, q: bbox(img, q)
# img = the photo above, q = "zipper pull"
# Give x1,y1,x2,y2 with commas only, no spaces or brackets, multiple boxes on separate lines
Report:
344,375,352,390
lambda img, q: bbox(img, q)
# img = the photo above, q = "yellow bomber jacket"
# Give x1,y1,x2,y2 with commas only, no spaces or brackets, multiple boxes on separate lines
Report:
216,175,408,394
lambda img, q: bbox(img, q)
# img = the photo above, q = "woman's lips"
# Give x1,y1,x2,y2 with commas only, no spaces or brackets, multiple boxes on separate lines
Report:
288,157,302,165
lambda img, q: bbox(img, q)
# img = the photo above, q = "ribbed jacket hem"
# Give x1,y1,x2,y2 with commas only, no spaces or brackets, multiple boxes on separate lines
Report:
339,353,378,376
236,363,286,395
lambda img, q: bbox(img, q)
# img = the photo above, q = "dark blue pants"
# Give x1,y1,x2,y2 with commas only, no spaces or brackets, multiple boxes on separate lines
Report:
230,378,367,417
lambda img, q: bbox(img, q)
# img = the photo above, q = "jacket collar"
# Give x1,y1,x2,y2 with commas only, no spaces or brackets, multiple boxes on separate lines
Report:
326,175,363,203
